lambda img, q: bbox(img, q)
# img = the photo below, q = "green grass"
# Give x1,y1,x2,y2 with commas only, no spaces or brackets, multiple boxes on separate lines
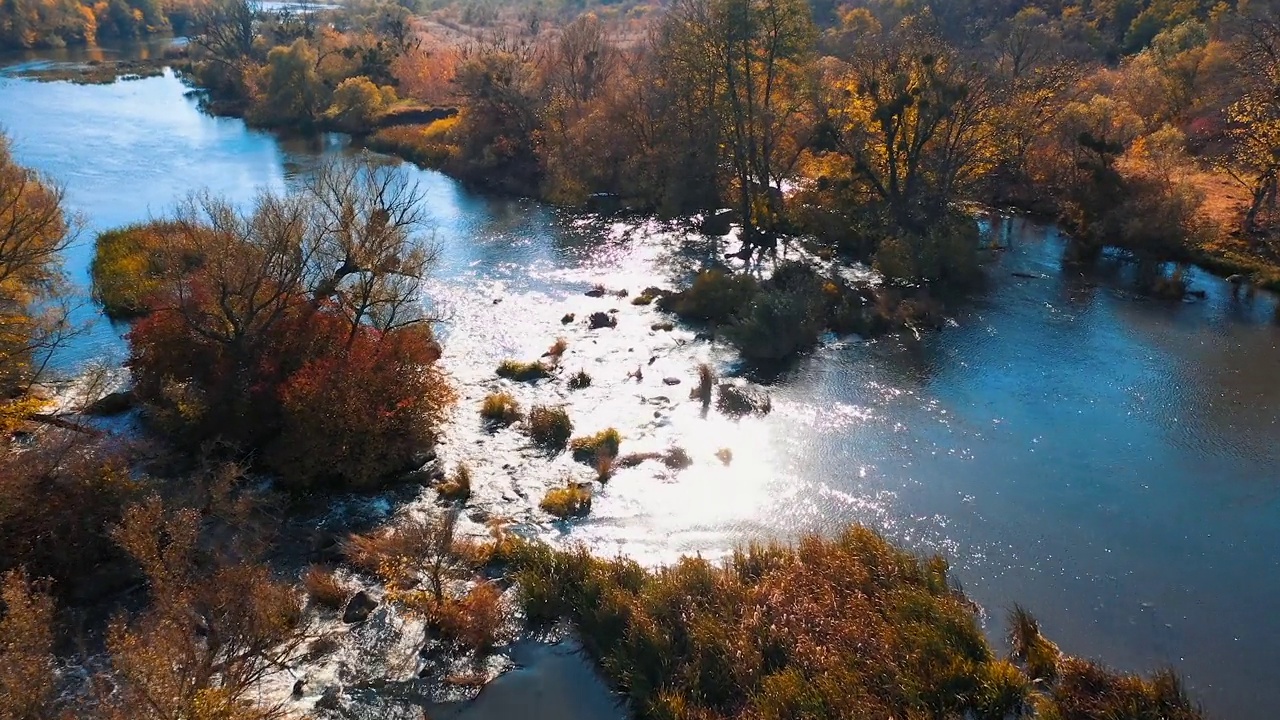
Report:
496,359,553,382
569,428,622,464
526,405,573,449
480,392,522,425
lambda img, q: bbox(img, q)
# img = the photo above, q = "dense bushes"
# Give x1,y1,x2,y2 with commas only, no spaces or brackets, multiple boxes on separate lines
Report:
507,527,1204,720
526,405,573,449
115,156,454,493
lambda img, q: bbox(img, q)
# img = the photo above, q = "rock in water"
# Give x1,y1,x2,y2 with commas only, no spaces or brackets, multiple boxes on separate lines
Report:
588,312,617,329
343,590,378,624
84,390,135,416
663,377,681,386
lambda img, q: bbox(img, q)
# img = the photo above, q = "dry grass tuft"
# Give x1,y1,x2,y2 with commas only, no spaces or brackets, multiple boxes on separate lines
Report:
480,392,522,425
539,483,593,518
303,565,349,610
526,405,573,449
496,359,552,381
570,428,622,464
438,464,473,502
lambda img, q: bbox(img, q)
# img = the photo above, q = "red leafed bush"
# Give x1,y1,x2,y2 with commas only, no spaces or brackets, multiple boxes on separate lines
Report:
270,322,451,492
128,296,453,492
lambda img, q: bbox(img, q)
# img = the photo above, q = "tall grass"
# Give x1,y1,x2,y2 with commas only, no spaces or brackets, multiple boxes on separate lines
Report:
501,527,1203,720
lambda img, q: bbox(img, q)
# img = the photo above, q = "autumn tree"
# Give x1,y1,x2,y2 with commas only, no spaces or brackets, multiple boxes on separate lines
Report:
94,498,306,720
122,154,453,491
0,133,77,431
0,571,58,720
1227,4,1280,236
661,0,816,254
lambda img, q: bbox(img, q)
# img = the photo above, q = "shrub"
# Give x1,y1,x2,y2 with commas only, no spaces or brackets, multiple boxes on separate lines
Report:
658,270,758,324
123,160,453,494
1008,605,1061,681
303,565,349,610
567,369,592,389
0,570,57,718
480,392,522,425
438,464,473,502
539,483,592,518
268,322,453,492
496,359,552,381
662,447,693,470
692,363,715,406
723,286,824,361
570,428,622,464
324,76,389,133
0,436,139,600
588,311,617,329
90,222,193,319
433,582,503,653
526,405,573,449
546,337,568,357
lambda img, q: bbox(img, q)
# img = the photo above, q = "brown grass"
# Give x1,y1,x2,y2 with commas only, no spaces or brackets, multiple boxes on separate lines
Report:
546,337,569,357
438,464,473,502
480,392,522,425
526,405,573,449
303,565,350,610
539,483,593,518
433,582,504,653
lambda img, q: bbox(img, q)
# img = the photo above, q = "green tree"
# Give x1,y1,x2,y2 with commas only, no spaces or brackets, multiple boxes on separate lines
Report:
253,38,325,126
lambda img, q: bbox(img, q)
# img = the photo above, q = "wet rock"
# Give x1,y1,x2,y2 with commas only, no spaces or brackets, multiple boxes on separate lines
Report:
1011,271,1041,279
716,383,772,417
585,286,607,298
469,508,490,524
663,377,681,386
561,313,575,324
588,312,617,329
84,390,135,416
651,322,675,332
343,591,379,624
292,678,305,698
309,529,343,561
694,331,714,342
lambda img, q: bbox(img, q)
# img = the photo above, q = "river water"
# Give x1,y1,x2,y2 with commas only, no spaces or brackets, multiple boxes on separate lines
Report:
2,58,1279,719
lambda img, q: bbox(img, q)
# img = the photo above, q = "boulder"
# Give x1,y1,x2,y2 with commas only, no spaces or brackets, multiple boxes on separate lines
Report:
84,390,135,416
663,377,681,386
588,312,617,329
342,590,379,624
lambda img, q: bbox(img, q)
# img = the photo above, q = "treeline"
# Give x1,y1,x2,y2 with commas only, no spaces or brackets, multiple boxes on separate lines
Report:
0,0,209,49
302,0,1275,291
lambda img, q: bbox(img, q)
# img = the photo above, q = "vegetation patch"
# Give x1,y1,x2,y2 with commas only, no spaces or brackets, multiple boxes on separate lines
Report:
480,392,522,425
567,369,593,389
438,464,473,502
303,565,350,610
657,270,759,324
526,405,573,449
569,428,622,464
496,359,553,381
539,483,593,519
505,528,1203,720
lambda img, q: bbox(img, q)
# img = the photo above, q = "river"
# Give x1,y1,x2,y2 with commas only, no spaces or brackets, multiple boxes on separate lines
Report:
2,57,1279,719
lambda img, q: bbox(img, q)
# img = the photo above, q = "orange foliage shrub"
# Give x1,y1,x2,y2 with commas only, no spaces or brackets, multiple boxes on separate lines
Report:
391,42,461,105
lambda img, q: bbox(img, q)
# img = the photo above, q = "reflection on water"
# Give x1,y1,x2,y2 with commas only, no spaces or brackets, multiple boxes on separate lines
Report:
2,64,1280,720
